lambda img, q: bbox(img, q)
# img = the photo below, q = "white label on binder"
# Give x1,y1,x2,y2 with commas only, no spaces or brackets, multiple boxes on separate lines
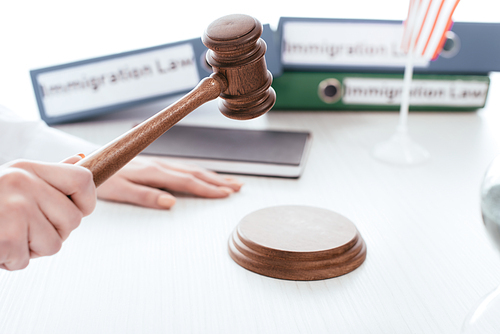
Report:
37,43,200,117
343,78,489,106
281,21,429,68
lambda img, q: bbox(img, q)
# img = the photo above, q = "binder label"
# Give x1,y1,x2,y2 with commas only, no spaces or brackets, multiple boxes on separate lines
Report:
36,43,200,117
343,78,489,106
281,21,429,68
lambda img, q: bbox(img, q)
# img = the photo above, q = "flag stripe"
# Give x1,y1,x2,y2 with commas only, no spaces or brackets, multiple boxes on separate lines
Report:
421,0,446,56
402,0,460,60
431,18,453,59
401,0,419,52
413,0,433,53
430,0,460,59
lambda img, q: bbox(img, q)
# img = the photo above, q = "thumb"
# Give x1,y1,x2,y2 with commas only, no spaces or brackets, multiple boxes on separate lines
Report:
61,153,86,165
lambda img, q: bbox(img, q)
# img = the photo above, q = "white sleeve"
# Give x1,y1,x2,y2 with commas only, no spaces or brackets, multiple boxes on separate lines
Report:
0,105,99,164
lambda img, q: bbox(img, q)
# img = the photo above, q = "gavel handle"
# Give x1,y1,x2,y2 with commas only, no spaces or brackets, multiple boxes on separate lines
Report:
76,73,228,187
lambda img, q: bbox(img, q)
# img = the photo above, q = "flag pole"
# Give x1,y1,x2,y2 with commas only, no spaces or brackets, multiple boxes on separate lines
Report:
397,30,415,135
397,0,419,136
371,0,430,165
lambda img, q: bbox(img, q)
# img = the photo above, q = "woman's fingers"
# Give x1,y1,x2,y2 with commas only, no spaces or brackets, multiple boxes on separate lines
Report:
153,159,244,191
28,209,64,258
97,174,177,209
14,160,96,216
0,158,97,271
60,154,85,165
0,206,30,270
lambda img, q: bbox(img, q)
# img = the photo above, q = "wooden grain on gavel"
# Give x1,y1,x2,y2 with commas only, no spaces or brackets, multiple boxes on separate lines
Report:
76,14,276,187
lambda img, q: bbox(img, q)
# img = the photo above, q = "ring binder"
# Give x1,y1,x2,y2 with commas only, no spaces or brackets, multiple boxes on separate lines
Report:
278,17,500,75
30,25,282,125
272,71,490,111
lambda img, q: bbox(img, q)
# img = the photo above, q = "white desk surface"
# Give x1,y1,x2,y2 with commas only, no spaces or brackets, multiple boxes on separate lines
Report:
2,81,500,333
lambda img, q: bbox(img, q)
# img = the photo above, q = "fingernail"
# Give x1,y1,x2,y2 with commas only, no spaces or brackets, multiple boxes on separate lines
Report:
78,153,86,159
229,180,244,189
224,177,244,189
157,194,176,208
219,186,234,195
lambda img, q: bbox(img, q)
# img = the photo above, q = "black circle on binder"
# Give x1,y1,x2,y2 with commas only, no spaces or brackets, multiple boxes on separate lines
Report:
440,31,460,58
318,78,342,104
325,85,338,98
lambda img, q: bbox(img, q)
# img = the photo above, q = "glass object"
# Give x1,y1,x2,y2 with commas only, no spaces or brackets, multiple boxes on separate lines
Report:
461,156,500,333
372,125,430,165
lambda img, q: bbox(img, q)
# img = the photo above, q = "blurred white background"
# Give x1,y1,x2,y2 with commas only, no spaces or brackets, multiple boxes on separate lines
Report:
0,0,497,120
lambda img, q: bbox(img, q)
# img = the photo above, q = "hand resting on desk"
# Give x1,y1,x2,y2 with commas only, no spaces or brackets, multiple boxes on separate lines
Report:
96,156,243,209
0,155,242,271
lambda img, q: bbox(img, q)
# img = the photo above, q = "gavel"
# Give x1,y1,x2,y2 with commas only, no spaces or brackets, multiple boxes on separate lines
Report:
76,14,276,187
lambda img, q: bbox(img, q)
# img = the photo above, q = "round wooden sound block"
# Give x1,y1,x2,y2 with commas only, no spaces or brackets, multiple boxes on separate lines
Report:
228,205,367,281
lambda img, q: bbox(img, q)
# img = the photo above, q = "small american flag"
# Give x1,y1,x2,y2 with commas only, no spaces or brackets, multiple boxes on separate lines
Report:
401,0,461,60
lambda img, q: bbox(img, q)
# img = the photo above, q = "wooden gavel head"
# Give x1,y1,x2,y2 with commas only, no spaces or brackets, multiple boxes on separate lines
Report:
202,14,276,120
